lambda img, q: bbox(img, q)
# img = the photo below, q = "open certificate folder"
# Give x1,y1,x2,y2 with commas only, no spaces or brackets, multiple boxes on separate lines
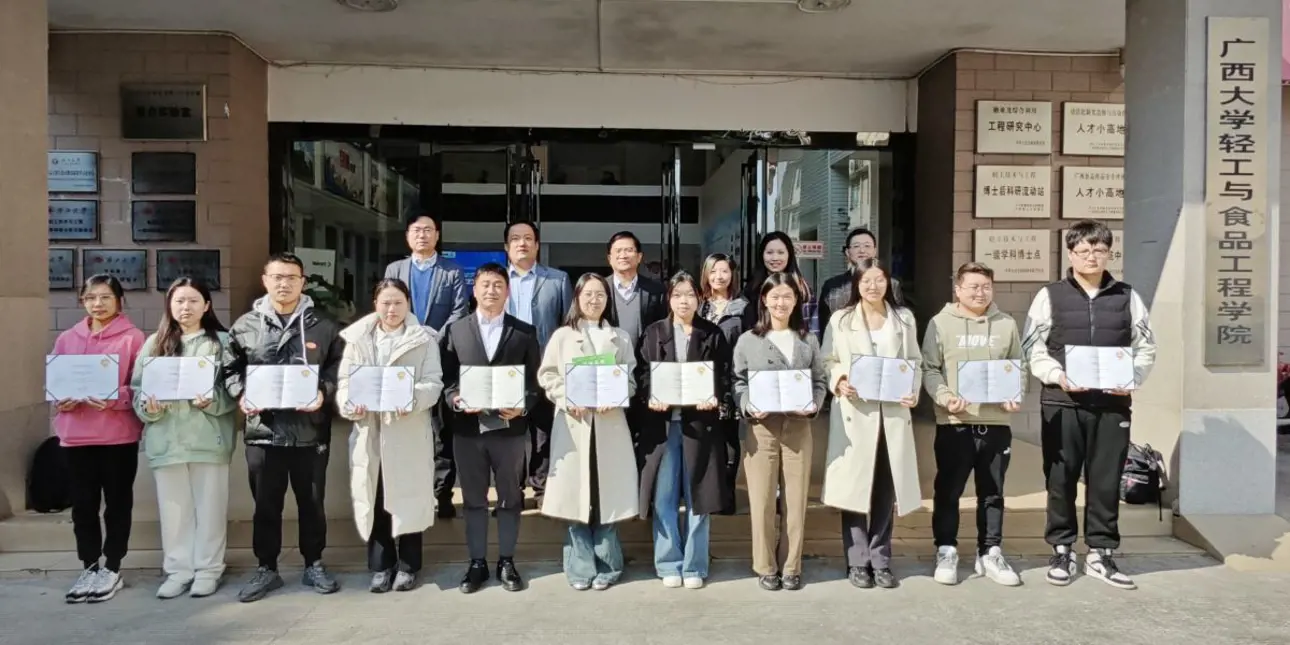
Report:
1065,346,1135,390
848,356,917,403
458,365,526,410
244,364,320,410
45,354,120,401
649,361,716,407
955,359,1023,404
138,356,217,401
746,369,814,413
346,366,415,412
564,363,630,409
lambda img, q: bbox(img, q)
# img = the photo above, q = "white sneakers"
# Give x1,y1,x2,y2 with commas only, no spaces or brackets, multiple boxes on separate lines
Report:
88,568,124,603
662,575,704,589
190,578,220,598
156,578,190,599
975,546,1021,587
933,546,959,585
65,567,99,603
661,576,683,588
1047,546,1136,590
683,577,704,589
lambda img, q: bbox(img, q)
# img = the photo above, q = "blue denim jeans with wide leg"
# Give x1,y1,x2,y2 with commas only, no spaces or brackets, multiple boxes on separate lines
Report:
653,421,711,579
564,522,623,586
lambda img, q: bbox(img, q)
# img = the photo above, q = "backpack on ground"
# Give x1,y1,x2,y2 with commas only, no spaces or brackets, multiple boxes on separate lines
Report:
1120,442,1165,515
27,436,71,513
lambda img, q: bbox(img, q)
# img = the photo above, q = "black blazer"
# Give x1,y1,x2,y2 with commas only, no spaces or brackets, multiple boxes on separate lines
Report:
622,274,669,347
439,313,542,438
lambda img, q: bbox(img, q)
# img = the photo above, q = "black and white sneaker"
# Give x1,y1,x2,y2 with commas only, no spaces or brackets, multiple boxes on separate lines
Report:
1046,545,1076,586
65,566,98,603
1085,549,1136,590
87,568,123,603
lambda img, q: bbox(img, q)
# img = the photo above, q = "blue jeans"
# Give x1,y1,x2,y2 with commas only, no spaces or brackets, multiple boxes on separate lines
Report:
653,421,711,578
564,522,623,586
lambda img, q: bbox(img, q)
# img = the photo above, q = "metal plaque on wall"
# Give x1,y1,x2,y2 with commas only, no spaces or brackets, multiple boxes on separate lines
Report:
49,249,76,291
120,84,207,141
132,152,197,195
82,249,147,291
48,151,99,193
157,250,221,290
131,200,197,243
49,200,99,242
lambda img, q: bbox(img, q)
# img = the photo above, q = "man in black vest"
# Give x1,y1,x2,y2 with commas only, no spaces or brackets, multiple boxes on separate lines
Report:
1022,220,1156,591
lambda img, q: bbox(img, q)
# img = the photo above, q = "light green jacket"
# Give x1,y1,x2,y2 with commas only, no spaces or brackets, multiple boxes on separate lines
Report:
131,331,237,469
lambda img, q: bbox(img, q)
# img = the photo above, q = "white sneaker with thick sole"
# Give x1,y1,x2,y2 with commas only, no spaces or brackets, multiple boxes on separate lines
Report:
683,577,704,589
87,569,123,603
65,567,98,604
189,578,220,598
156,578,190,599
933,546,959,585
661,575,683,588
1085,549,1136,590
974,546,1022,587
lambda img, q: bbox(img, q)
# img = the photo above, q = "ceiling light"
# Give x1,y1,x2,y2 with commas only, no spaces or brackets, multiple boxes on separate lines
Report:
337,0,399,12
797,0,851,12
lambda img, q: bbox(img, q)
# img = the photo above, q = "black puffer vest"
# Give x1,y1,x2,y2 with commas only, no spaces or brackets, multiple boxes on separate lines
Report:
1042,272,1134,411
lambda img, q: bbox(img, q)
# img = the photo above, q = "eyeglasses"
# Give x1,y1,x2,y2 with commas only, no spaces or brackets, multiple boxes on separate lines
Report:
81,295,115,304
610,248,638,257
847,243,875,251
265,274,303,283
581,292,608,302
1071,248,1111,259
408,227,437,236
957,284,994,294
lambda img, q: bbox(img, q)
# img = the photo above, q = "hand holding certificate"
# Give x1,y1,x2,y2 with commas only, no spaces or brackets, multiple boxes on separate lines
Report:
244,364,321,411
458,365,526,410
565,363,630,410
848,356,917,403
346,366,415,413
46,354,120,403
650,361,716,408
139,356,217,402
956,359,1023,404
1064,346,1134,391
746,369,816,416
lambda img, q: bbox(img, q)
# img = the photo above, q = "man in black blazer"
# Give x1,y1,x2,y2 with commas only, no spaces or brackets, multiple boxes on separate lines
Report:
605,231,668,348
439,263,541,594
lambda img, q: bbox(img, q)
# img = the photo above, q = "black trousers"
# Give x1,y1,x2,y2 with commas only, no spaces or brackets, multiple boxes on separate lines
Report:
434,403,456,505
527,396,555,497
66,443,139,571
455,432,526,561
718,418,741,515
246,444,330,569
1041,405,1131,550
931,424,1012,553
841,428,896,570
367,473,423,573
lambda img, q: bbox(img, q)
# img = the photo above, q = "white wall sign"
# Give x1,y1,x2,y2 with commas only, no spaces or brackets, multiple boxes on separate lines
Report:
1061,166,1124,220
295,247,337,283
1061,102,1126,156
48,151,99,193
973,229,1052,282
975,100,1053,154
1059,229,1123,276
973,165,1052,218
794,240,825,259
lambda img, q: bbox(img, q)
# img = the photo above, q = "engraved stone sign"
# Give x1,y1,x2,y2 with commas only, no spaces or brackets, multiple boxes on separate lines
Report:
1061,167,1124,220
49,249,75,291
975,101,1053,154
156,250,221,291
974,165,1052,218
120,84,207,141
1062,103,1126,156
49,200,99,242
132,152,197,195
48,151,99,193
82,249,147,291
973,229,1052,282
131,201,197,243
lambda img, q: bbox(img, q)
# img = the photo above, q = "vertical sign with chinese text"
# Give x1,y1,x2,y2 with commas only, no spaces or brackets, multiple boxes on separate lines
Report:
1204,18,1270,366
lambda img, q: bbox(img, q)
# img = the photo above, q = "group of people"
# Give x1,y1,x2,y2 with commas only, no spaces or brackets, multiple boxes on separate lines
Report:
49,213,1155,605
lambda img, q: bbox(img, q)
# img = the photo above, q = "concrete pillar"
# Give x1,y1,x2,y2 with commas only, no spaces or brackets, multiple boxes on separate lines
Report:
1125,0,1286,565
0,0,49,519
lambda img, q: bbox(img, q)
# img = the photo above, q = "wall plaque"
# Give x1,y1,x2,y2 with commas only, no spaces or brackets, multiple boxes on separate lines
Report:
49,200,99,242
157,250,221,290
49,249,76,291
82,249,147,291
1060,229,1124,276
973,165,1051,218
131,200,197,243
48,151,99,193
1061,167,1124,220
973,229,1052,282
132,152,197,195
1061,103,1126,156
120,84,207,141
975,100,1053,154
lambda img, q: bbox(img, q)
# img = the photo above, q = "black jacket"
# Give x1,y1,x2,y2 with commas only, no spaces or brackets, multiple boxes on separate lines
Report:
225,296,345,447
1038,272,1135,410
440,313,542,438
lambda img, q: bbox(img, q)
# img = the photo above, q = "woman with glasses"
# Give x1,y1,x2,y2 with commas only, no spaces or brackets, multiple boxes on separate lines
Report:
698,253,747,514
817,228,905,337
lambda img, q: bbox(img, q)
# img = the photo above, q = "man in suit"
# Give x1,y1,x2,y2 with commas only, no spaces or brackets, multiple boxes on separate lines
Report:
385,213,469,518
502,220,572,503
605,231,668,348
439,263,541,594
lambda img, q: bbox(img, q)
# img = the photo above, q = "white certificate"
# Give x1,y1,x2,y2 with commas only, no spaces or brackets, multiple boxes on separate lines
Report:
747,369,815,413
1064,346,1135,390
138,356,217,402
244,364,321,410
458,365,526,410
347,366,415,412
650,361,716,407
565,363,630,409
45,354,120,401
848,356,917,403
956,359,1023,404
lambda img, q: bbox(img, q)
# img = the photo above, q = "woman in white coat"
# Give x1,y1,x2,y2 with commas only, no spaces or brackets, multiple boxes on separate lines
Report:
337,279,444,594
821,259,922,590
537,272,639,591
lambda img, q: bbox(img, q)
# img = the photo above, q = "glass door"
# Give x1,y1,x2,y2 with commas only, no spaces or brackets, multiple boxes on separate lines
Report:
660,146,682,277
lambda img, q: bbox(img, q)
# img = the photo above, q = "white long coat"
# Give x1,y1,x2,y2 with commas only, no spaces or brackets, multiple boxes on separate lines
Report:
536,323,640,524
820,307,924,517
337,314,444,541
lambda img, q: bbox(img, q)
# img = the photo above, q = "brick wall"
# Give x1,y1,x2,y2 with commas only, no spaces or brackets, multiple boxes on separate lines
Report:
46,34,267,343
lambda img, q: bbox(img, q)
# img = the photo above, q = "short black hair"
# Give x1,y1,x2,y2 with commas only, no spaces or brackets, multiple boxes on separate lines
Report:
406,213,442,233
844,227,877,251
606,231,641,254
1064,219,1114,251
504,220,540,244
264,252,305,274
474,262,509,285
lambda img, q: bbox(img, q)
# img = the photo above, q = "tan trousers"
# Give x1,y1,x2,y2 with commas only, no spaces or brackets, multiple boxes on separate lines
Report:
743,417,813,576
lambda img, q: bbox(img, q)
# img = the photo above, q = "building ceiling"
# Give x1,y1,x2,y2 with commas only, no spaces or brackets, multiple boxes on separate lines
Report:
48,0,1126,77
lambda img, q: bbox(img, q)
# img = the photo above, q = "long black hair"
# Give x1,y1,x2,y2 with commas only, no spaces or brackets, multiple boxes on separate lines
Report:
564,272,618,329
751,272,808,338
666,271,702,323
155,278,225,357
845,258,901,312
743,232,806,301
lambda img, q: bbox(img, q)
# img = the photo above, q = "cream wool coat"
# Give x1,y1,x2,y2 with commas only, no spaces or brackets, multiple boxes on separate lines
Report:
337,314,444,541
821,307,924,517
537,323,640,524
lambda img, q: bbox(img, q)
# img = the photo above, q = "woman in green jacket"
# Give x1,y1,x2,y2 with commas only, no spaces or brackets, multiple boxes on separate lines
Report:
132,278,236,600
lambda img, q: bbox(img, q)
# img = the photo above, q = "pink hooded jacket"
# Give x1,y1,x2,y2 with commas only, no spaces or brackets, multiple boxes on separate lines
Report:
51,315,146,447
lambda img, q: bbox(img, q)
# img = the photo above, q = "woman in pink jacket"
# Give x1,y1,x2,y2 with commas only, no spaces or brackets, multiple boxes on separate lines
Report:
52,274,146,604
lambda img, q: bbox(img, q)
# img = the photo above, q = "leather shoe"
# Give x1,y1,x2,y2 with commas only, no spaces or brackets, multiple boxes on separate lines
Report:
497,558,524,592
849,566,875,589
781,574,803,591
458,559,488,594
874,568,899,589
437,500,457,520
758,574,781,591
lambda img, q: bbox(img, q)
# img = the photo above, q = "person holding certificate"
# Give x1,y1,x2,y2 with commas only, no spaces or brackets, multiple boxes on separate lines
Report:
224,253,346,603
51,274,146,604
1022,220,1157,591
636,272,731,589
732,272,827,591
337,279,445,594
131,278,236,600
537,273,640,591
920,262,1024,587
820,259,922,591
698,253,748,514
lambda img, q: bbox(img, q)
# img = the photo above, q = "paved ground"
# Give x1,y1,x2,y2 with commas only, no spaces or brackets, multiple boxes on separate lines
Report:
1,555,1288,645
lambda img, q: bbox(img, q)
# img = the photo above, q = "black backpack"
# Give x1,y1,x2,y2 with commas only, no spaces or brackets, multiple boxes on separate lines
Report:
27,437,71,513
1120,442,1165,510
